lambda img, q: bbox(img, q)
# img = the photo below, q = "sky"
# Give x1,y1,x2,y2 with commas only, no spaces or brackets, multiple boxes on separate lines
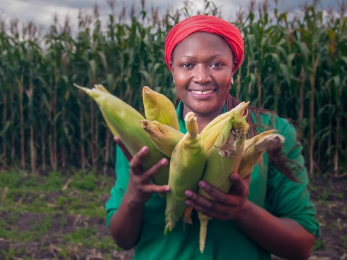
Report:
0,0,343,31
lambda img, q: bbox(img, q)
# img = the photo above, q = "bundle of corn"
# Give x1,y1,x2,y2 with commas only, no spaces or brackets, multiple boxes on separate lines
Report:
74,84,169,186
164,112,206,234
76,85,286,252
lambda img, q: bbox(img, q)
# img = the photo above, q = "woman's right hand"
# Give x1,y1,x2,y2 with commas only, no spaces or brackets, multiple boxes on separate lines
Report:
114,136,170,206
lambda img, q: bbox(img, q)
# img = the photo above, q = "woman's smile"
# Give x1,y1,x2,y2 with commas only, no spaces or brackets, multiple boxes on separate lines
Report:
188,88,217,99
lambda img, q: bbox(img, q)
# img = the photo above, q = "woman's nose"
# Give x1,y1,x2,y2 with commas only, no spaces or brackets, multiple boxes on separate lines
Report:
192,64,212,84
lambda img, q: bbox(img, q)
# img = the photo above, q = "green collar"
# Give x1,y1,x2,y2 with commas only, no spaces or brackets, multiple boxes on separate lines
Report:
175,101,227,134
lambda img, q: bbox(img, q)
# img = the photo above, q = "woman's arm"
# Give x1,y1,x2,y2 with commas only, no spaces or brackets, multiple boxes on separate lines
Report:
185,173,315,260
109,190,145,250
233,199,315,260
109,137,170,250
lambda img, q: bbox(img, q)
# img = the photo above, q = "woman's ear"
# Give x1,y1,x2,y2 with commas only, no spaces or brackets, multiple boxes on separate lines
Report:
169,60,174,72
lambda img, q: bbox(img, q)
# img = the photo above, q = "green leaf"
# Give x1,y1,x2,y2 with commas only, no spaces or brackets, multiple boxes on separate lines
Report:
280,64,291,86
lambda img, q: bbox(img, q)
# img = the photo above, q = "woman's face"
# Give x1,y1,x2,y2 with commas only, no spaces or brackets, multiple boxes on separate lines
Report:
170,31,234,115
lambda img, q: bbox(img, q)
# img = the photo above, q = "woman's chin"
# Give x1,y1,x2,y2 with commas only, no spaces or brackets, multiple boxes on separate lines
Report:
187,102,218,115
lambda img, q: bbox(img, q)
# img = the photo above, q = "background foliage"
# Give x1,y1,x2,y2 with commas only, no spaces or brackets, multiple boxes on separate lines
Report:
0,0,346,177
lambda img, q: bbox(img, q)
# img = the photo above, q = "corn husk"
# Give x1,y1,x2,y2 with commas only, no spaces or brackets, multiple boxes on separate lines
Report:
197,105,249,253
143,86,179,130
74,84,169,186
164,112,206,235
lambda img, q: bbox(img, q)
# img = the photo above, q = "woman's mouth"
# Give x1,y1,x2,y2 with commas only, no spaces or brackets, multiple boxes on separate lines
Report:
188,89,216,98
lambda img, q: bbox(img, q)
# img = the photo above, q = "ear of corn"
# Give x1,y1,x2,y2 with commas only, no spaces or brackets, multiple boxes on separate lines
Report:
140,120,184,157
143,86,179,130
164,112,206,235
74,84,169,186
200,102,249,155
238,131,285,178
197,108,249,253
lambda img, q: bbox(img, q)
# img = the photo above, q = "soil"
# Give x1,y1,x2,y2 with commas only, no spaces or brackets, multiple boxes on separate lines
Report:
0,175,346,260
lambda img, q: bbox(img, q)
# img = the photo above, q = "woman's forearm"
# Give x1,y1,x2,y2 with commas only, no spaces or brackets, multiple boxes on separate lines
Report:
233,200,315,260
109,191,145,250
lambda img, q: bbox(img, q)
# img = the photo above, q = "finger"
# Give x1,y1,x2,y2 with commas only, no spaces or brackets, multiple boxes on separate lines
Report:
185,200,224,219
129,146,149,174
114,136,133,161
195,181,229,205
144,158,169,180
185,190,215,209
142,183,170,193
228,172,246,196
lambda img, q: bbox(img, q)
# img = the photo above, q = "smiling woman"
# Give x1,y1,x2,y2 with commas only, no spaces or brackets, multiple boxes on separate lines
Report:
171,32,234,120
106,15,320,260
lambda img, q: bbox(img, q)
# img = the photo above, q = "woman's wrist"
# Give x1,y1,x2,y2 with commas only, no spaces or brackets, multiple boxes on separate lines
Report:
123,189,146,210
229,199,252,224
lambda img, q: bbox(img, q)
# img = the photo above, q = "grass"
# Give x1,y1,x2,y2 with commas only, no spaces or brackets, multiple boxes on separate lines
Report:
0,170,120,259
313,240,325,251
0,170,114,217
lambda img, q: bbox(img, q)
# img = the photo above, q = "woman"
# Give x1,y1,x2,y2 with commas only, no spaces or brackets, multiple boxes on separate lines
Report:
106,15,319,260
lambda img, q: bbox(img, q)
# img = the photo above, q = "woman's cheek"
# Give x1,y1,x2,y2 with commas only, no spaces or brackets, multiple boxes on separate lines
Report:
175,70,191,86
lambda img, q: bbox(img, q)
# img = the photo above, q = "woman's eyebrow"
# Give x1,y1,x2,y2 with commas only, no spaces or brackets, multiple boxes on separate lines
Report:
181,54,225,60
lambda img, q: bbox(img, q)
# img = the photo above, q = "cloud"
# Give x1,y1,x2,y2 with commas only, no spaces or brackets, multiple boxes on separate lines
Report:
0,0,341,31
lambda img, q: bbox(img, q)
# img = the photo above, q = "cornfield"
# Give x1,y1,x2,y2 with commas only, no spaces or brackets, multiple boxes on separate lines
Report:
0,0,346,177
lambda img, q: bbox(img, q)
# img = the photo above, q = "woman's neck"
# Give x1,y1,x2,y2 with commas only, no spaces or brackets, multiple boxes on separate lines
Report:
182,103,225,134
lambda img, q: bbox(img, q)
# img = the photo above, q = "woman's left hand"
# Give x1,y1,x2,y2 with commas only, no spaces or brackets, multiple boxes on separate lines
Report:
185,172,251,220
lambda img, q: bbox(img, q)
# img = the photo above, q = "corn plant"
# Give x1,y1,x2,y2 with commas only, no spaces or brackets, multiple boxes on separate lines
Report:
0,0,346,177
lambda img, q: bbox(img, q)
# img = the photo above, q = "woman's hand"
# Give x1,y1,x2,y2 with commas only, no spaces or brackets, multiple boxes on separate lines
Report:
184,172,251,220
114,137,170,206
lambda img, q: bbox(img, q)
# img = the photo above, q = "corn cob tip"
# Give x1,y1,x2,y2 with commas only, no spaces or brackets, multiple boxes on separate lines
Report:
140,120,149,130
184,112,198,136
269,134,285,143
238,101,250,116
184,112,196,124
74,83,91,94
143,86,152,94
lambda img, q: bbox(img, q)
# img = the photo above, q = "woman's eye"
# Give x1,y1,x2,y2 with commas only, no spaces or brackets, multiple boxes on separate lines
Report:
182,63,193,68
210,62,223,68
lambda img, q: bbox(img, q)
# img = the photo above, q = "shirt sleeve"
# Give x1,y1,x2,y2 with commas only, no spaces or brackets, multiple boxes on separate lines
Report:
105,145,130,227
265,116,320,238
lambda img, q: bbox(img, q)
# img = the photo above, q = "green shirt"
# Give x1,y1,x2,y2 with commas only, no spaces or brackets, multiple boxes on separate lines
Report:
106,102,320,260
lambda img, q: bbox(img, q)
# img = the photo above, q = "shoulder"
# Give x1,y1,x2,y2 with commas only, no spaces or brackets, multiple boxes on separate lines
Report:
256,112,300,155
258,112,295,134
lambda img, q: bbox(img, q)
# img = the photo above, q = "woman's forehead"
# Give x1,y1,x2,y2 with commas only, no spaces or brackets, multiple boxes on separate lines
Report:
173,32,233,60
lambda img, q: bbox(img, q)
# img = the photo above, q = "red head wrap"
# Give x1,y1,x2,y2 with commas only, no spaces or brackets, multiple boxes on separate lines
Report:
165,15,244,72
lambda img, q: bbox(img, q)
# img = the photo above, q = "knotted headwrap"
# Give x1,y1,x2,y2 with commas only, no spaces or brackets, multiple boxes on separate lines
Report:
165,15,244,72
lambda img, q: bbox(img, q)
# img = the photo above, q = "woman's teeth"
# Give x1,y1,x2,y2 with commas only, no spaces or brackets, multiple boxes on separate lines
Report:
190,90,214,94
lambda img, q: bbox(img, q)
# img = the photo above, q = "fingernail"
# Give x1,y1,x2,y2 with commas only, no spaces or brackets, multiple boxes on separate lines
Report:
141,147,148,153
161,159,168,166
185,200,191,205
165,186,170,192
185,190,192,197
199,181,206,188
231,172,238,180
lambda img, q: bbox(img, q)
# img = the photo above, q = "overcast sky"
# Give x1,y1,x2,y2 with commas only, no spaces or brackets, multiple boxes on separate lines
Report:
0,0,342,31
